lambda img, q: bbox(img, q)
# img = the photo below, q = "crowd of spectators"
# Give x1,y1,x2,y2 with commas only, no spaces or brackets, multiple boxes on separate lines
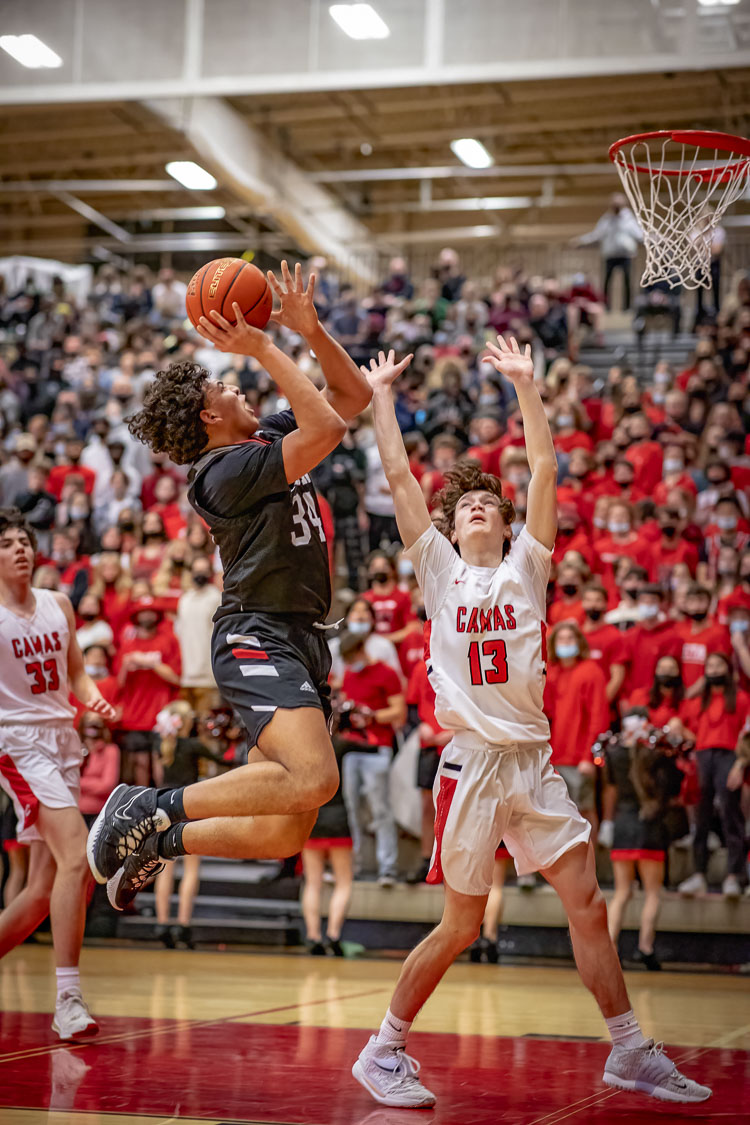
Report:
1,244,750,919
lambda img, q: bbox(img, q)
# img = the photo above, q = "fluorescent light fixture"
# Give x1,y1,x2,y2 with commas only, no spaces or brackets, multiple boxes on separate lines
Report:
450,138,493,170
0,34,62,68
165,161,218,190
698,0,740,5
329,4,390,39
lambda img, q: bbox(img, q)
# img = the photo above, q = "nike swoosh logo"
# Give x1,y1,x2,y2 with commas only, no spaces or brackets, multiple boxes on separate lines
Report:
114,793,143,823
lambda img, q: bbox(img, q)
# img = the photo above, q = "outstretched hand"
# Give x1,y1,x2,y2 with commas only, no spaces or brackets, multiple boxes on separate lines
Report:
484,334,533,384
196,304,272,357
267,260,319,336
361,349,413,392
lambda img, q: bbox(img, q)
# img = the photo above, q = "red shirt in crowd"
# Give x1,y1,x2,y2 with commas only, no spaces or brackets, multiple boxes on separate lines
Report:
113,627,181,731
364,585,414,636
407,660,446,746
582,622,628,679
652,472,697,506
79,743,121,815
628,686,682,729
645,538,700,584
141,467,183,511
341,659,403,748
544,658,610,767
624,440,663,493
548,597,586,628
680,690,750,751
621,619,682,699
674,619,731,690
46,462,97,500
554,431,594,454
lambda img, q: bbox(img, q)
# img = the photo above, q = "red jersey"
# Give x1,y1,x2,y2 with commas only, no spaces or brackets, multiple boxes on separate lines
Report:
341,660,403,748
113,628,181,731
675,620,732,689
622,620,682,697
364,586,414,636
544,659,610,767
680,690,750,752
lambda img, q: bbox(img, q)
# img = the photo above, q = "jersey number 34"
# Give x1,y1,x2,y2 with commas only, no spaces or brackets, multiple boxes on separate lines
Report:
468,639,508,686
291,492,326,547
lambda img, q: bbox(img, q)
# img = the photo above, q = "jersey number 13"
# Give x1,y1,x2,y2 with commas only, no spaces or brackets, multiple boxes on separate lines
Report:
468,639,509,686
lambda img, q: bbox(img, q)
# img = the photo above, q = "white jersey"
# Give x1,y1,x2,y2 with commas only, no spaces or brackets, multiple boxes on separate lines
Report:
0,589,76,725
406,523,551,746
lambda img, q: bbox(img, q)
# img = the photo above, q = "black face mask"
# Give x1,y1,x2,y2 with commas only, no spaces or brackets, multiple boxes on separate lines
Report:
688,610,708,623
623,586,640,600
118,520,135,533
370,571,390,585
143,531,163,541
559,526,575,537
561,584,579,598
705,672,729,687
585,608,604,622
79,612,97,622
623,403,640,414
172,558,185,568
661,525,678,538
193,573,211,587
656,674,680,689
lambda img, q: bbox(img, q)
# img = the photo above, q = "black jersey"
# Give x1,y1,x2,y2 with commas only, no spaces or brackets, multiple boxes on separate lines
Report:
187,409,331,623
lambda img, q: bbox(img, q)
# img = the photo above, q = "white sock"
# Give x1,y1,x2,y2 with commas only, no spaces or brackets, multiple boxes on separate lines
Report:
605,1009,647,1050
376,1008,412,1048
56,966,81,1002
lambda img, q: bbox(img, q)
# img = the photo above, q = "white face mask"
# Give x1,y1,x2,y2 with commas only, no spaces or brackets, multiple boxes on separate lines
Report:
663,459,684,474
593,515,607,529
346,620,371,637
84,664,104,678
397,559,414,577
622,714,648,735
608,521,630,535
556,642,579,660
638,603,660,620
347,660,366,673
717,515,738,532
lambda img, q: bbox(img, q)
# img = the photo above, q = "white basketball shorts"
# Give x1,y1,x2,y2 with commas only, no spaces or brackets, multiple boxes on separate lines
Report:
0,723,83,844
427,735,591,896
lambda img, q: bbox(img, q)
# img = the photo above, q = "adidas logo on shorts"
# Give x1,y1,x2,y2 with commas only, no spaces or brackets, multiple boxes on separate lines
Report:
300,681,315,693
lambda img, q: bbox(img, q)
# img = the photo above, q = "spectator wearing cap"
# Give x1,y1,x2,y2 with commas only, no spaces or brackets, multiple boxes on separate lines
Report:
675,584,731,694
46,434,96,500
621,585,682,700
337,630,405,885
113,597,181,786
580,583,627,704
544,622,609,834
0,432,38,506
175,556,221,715
677,652,749,899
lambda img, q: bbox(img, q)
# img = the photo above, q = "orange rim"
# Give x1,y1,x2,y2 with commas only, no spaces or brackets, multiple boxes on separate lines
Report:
609,129,750,183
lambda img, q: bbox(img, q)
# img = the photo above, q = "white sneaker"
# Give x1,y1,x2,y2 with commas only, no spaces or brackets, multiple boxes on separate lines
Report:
722,874,742,900
677,871,707,897
603,1040,712,1103
52,989,99,1041
378,874,397,889
352,1036,436,1107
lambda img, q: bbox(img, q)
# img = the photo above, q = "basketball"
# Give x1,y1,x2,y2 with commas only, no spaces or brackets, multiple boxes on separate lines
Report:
185,257,272,331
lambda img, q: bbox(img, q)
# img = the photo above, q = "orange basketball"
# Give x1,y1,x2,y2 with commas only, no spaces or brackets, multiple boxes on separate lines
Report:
185,257,272,331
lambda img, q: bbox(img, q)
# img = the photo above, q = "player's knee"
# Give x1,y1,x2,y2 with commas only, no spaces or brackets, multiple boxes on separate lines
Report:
569,884,607,932
301,768,339,811
441,917,482,953
58,849,92,887
281,810,318,854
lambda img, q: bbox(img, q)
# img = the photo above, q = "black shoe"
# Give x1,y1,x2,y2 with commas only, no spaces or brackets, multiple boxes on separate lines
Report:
634,948,662,972
173,925,194,950
327,939,344,957
306,940,327,956
87,784,171,884
107,833,165,912
405,859,431,885
469,937,490,963
485,940,499,965
154,923,176,949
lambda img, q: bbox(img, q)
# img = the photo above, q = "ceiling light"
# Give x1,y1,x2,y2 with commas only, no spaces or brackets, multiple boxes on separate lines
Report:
450,138,493,170
329,4,390,39
165,161,218,190
0,34,62,68
697,0,740,6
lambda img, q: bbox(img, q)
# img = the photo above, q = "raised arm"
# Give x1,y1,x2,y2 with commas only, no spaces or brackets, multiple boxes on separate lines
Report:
268,261,372,421
485,335,558,550
366,350,432,550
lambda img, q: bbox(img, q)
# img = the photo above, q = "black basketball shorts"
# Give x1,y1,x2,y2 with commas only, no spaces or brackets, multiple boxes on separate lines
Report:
211,611,332,748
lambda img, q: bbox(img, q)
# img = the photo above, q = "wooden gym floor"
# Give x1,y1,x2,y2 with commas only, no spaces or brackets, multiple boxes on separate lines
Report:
1,945,748,1124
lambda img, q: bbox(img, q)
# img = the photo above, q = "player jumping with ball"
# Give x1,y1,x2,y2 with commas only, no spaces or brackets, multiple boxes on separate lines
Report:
87,262,371,908
351,339,711,1109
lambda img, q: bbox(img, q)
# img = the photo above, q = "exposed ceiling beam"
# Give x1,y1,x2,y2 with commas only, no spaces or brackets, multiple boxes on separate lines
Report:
0,180,181,193
311,163,614,183
52,191,133,243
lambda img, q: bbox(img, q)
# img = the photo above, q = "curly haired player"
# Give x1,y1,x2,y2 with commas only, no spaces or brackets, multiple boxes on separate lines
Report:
87,262,371,909
350,341,711,1110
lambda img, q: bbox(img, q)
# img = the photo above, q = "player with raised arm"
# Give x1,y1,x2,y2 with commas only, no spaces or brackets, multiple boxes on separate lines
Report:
0,508,117,1040
87,262,371,908
351,342,711,1109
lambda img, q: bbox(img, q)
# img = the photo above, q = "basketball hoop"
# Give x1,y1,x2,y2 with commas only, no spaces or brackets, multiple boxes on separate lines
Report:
609,130,750,290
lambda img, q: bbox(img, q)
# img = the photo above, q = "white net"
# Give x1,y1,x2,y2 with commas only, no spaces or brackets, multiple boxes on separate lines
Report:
611,134,750,290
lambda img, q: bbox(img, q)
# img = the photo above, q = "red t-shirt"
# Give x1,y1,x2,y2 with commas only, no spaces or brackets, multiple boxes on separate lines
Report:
621,620,682,697
548,597,586,628
624,441,663,493
645,539,700,585
652,473,697,506
674,620,732,689
149,502,186,541
113,628,181,731
341,660,403,748
552,527,595,569
582,623,627,676
69,674,121,723
46,462,97,500
467,437,509,478
628,686,681,728
544,658,610,766
680,690,750,752
364,586,414,636
593,534,652,592
554,431,594,454
406,660,446,746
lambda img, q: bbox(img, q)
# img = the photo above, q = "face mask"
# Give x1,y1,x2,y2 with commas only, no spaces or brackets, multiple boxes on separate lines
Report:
556,415,574,428
608,521,630,535
717,446,734,461
560,584,579,598
663,459,683,474
118,520,135,532
82,726,105,739
79,612,97,622
347,620,371,637
639,603,660,620
656,674,680,688
556,642,579,660
622,715,648,734
511,520,524,537
593,516,607,530
652,391,665,405
654,370,671,385
661,525,678,538
705,672,728,687
708,476,729,488
716,515,738,532
370,571,390,585
84,664,104,678
397,559,414,577
143,531,163,541
730,619,749,634
688,609,708,622
585,607,604,622
623,585,640,600
70,506,89,520
193,573,211,587
172,558,186,569
348,660,366,673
